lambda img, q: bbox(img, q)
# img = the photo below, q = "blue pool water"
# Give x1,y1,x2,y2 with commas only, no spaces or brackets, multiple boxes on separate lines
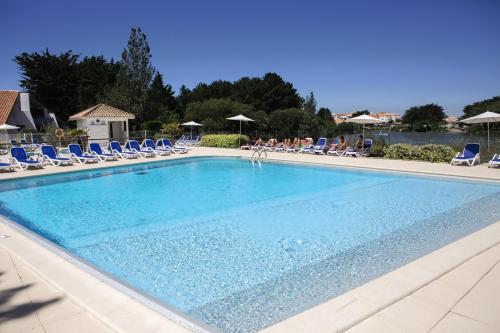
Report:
0,157,499,332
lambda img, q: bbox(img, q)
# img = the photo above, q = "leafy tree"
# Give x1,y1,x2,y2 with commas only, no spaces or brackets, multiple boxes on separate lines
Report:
184,98,254,133
461,96,500,119
352,110,370,117
141,120,163,131
103,27,155,124
461,96,500,133
402,103,446,131
259,73,303,112
14,49,80,123
303,92,317,114
269,108,306,138
317,107,333,121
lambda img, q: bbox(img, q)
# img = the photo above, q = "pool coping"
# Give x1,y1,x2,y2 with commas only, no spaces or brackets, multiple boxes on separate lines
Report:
1,147,500,333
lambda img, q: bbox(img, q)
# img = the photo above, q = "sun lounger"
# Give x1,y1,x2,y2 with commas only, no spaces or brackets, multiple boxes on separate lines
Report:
41,145,73,166
344,139,373,157
157,138,188,154
109,141,139,159
125,140,156,158
0,158,14,171
10,147,43,170
142,139,171,156
488,154,500,168
68,144,99,164
89,143,117,161
313,138,328,154
451,143,480,166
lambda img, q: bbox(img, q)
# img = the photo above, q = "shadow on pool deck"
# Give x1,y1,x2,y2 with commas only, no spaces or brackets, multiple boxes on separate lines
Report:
0,277,61,325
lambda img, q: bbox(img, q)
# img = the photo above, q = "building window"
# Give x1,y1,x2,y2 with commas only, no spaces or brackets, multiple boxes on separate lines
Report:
123,121,127,131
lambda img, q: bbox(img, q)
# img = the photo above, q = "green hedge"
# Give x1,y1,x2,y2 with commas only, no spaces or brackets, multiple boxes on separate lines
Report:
200,134,249,148
383,144,456,163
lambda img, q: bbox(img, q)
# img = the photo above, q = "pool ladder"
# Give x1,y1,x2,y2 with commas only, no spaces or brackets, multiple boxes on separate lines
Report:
251,147,267,166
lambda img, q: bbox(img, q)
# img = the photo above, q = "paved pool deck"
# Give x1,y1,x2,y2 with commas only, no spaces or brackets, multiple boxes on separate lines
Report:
1,147,499,333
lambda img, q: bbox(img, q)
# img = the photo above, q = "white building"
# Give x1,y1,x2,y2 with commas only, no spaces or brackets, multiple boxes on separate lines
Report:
0,90,58,130
68,104,134,142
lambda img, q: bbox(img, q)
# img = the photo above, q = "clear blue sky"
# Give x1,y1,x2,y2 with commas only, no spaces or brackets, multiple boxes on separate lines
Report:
1,0,499,116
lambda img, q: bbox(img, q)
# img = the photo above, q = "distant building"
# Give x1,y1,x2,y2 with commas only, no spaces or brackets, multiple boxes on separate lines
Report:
445,116,459,128
0,90,58,130
371,112,401,123
68,104,134,142
332,112,401,124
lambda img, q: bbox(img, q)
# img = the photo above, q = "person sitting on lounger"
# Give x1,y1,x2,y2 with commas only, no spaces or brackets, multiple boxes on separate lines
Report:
356,135,364,150
329,136,347,150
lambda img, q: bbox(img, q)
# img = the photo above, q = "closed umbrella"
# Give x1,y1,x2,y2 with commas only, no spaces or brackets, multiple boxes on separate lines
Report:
181,121,203,138
461,111,500,152
226,114,255,147
347,114,381,146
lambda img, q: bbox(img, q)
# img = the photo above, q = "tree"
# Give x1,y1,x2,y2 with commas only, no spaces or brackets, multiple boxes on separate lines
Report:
174,85,191,120
103,27,155,124
402,104,446,131
317,107,333,121
14,49,80,122
144,73,176,122
461,96,500,133
352,110,370,117
76,56,120,110
303,92,317,114
184,98,254,133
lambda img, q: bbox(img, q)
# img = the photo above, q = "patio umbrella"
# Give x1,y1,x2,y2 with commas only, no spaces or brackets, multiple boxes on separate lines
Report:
461,111,500,152
181,121,203,138
347,114,381,146
0,124,20,130
226,114,255,147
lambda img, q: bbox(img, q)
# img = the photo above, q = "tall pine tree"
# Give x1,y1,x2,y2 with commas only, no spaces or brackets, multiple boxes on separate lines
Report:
103,27,155,124
303,92,317,114
144,73,177,122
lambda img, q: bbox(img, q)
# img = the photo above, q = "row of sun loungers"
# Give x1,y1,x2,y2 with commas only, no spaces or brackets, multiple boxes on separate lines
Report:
3,139,188,171
251,138,373,157
175,135,200,146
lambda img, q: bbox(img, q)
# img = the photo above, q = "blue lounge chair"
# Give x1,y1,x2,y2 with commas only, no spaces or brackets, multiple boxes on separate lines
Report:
10,147,43,170
157,138,188,154
190,135,200,146
0,158,14,172
313,138,328,154
488,154,500,168
125,140,156,158
89,143,117,161
68,144,99,164
175,135,186,146
41,145,73,166
451,143,480,166
299,140,315,154
109,141,138,159
142,139,171,156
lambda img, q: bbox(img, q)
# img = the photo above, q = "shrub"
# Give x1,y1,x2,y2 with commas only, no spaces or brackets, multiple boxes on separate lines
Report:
200,134,249,148
383,144,418,160
161,122,180,139
416,144,456,163
369,137,387,157
383,143,456,163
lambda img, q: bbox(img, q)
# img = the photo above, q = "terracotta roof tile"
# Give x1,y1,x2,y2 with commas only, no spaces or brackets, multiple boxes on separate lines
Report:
68,104,135,120
0,91,20,124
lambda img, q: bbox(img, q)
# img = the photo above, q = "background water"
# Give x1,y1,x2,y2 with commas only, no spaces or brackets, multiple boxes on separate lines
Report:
0,157,499,332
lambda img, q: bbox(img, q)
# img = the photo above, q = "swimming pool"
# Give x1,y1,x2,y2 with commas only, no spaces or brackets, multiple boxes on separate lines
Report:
0,157,499,332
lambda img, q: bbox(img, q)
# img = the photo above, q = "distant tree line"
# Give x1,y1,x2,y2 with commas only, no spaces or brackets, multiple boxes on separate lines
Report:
14,26,498,138
14,27,337,139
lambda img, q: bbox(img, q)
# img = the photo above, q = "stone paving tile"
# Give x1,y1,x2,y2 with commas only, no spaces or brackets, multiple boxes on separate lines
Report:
452,262,500,329
430,312,498,333
44,312,116,333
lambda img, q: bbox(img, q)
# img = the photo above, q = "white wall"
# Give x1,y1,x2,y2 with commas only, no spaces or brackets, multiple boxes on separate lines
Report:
75,118,130,142
6,95,36,129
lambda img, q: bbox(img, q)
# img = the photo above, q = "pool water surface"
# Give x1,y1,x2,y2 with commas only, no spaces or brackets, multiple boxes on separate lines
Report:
0,157,499,332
